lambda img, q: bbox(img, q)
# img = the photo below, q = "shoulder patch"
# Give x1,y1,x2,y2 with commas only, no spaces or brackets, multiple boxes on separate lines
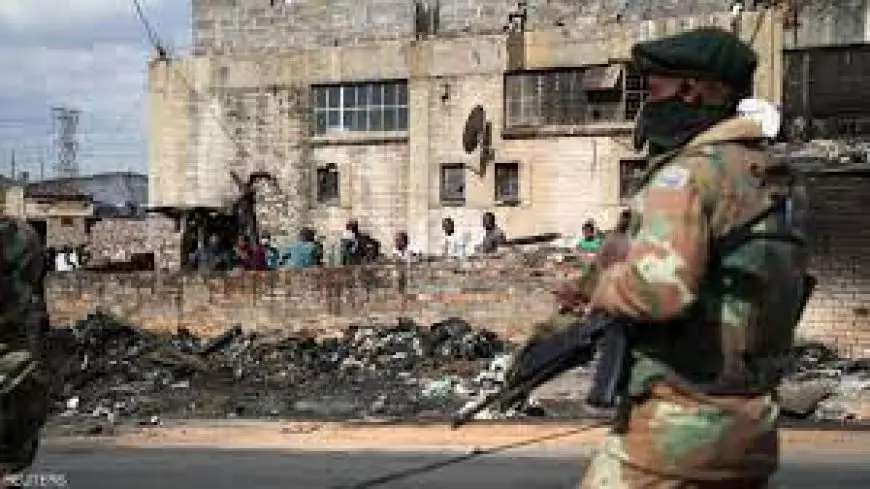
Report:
652,167,691,189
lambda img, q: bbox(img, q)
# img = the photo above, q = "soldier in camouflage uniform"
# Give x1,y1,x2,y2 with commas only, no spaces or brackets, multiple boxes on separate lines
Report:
0,218,50,484
573,27,810,488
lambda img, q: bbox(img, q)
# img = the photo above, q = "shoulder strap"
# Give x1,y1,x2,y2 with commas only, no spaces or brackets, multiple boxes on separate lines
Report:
712,195,806,259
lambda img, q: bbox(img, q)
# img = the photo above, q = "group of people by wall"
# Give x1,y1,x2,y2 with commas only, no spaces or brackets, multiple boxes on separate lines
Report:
184,209,632,273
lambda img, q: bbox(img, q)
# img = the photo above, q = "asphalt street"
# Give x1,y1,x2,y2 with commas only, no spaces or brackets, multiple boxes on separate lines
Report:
17,445,869,489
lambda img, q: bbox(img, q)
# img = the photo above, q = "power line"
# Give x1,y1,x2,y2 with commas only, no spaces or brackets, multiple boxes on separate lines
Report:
132,0,167,58
129,0,306,168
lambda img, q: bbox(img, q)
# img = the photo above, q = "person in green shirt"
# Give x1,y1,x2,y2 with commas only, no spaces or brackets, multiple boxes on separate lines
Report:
577,219,603,252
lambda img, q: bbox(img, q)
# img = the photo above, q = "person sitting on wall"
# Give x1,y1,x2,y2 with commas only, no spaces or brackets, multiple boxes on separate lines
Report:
189,234,222,272
441,217,467,259
233,235,252,270
282,228,320,269
340,219,363,266
248,236,268,271
475,211,507,255
261,234,280,270
577,219,604,253
341,219,381,265
392,231,420,263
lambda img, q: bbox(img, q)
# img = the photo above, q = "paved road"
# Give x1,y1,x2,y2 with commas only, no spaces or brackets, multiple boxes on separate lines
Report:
22,446,869,488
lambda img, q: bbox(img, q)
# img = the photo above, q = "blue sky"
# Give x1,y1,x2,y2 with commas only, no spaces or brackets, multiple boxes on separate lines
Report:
0,0,190,179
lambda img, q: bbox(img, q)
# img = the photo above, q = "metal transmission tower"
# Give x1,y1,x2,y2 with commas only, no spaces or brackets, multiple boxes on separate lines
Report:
51,106,81,178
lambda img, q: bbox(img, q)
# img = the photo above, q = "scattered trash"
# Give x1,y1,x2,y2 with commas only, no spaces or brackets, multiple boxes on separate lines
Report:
44,312,511,426
776,341,870,422
41,312,870,428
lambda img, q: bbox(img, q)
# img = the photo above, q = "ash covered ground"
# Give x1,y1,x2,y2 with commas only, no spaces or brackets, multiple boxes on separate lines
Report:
42,312,870,434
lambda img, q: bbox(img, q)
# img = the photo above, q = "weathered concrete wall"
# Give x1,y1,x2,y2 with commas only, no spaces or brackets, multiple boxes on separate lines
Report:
784,0,870,48
190,0,737,56
150,12,782,253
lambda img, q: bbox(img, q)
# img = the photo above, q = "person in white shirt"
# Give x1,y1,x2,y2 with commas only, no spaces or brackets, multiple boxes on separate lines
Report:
440,217,467,259
54,246,77,272
392,231,419,263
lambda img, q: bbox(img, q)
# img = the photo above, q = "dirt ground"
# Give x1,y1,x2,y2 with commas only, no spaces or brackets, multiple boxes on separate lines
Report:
47,421,870,454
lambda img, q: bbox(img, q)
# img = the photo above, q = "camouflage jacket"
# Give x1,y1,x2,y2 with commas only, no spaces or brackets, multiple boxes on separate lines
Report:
0,218,48,370
587,117,809,479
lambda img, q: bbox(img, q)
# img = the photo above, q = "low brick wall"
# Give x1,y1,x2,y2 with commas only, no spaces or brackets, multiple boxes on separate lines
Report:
44,252,870,356
46,258,573,341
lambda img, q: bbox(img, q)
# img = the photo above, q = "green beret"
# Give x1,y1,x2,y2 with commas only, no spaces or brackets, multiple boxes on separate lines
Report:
631,27,757,92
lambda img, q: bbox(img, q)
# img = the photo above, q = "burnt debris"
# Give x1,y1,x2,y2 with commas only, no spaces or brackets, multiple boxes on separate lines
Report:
42,312,870,431
45,311,514,427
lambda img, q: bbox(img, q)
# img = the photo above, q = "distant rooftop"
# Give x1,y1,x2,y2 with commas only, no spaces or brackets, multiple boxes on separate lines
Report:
23,172,147,209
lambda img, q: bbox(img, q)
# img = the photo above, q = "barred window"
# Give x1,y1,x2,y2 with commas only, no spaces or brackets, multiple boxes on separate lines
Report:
504,65,648,128
311,81,409,135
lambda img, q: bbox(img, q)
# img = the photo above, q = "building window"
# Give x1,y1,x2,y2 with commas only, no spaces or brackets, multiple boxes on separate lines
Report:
311,81,409,135
60,217,75,227
494,162,520,204
440,164,466,205
504,65,648,128
316,164,340,205
619,158,649,201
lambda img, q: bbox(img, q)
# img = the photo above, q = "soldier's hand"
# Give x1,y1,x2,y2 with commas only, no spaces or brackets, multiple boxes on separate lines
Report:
553,282,588,314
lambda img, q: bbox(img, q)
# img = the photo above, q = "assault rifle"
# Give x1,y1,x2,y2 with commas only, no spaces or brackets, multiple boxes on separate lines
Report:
452,312,627,428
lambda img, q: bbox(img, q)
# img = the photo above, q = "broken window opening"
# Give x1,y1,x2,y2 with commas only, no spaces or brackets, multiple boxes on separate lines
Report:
316,165,340,205
440,164,466,206
494,162,520,204
504,65,649,128
619,158,649,202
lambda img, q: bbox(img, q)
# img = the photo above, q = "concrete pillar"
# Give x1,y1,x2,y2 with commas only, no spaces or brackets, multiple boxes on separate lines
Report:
407,47,433,254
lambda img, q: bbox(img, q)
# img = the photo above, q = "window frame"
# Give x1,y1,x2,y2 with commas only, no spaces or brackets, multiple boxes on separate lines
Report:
439,163,466,206
315,164,341,206
311,80,409,135
494,162,521,205
619,158,649,202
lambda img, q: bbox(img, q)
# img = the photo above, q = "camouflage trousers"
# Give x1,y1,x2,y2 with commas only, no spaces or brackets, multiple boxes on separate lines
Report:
578,383,779,489
0,374,48,476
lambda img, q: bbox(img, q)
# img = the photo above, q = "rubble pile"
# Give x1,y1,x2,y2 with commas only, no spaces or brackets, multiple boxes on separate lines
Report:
45,312,523,428
42,312,870,431
778,342,870,423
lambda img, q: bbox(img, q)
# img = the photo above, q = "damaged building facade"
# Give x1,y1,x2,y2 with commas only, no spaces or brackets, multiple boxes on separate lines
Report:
140,0,870,355
148,0,783,252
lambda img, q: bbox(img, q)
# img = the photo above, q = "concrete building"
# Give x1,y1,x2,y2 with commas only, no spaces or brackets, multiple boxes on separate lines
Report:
0,178,94,248
148,1,784,252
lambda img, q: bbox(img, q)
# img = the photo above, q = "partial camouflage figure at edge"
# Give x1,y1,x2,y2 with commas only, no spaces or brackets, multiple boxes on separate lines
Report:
0,218,50,485
553,27,811,488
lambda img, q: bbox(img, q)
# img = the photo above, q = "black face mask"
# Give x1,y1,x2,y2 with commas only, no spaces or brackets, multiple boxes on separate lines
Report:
633,97,734,156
